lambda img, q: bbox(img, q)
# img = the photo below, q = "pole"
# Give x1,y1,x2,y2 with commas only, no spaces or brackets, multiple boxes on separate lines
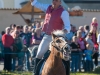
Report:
31,6,34,24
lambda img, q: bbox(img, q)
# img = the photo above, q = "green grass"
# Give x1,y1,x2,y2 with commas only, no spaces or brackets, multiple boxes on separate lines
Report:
0,71,99,75
0,71,32,75
71,73,99,75
0,66,100,75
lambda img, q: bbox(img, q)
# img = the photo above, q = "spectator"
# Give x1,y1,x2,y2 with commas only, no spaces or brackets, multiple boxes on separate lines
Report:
91,17,98,29
19,26,23,37
77,30,86,71
79,26,85,38
11,25,21,38
66,25,75,43
21,25,32,70
32,23,36,29
70,36,80,72
10,24,16,33
2,27,14,71
84,25,90,37
0,32,4,60
84,44,93,72
14,25,21,32
22,25,32,47
31,28,43,58
77,30,86,52
1,31,5,36
90,25,99,67
71,25,77,34
28,26,33,33
12,31,23,71
85,33,94,49
97,31,100,62
35,22,41,29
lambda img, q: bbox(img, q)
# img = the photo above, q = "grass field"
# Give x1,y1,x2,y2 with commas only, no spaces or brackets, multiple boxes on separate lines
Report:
0,71,100,75
0,67,100,75
71,73,100,75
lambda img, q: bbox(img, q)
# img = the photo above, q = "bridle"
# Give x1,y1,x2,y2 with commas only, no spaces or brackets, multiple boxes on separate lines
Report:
51,40,69,53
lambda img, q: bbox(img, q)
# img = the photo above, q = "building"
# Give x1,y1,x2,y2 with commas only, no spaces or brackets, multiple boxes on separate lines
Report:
0,0,29,8
64,0,100,9
0,0,100,32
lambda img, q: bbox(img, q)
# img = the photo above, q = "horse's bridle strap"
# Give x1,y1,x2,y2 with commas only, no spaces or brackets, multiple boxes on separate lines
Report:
51,41,67,52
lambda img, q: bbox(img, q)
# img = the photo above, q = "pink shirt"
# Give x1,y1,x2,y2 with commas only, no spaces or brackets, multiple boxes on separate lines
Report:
91,22,98,27
77,38,85,50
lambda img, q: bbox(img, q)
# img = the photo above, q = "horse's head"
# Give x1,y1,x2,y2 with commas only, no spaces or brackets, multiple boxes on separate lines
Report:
50,30,71,61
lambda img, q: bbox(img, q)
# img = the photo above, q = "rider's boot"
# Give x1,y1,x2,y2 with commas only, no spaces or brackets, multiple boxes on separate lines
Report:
33,58,41,75
62,60,70,75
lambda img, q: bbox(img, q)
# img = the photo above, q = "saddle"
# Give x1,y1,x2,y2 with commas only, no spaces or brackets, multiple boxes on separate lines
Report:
34,50,69,75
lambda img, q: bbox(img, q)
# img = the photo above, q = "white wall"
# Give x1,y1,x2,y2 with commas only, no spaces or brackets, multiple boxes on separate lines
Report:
0,0,4,8
0,10,40,32
70,12,100,30
14,0,26,8
3,0,14,8
0,10,100,32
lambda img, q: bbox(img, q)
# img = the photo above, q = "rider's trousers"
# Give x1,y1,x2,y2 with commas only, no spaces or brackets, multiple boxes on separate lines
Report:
36,34,52,59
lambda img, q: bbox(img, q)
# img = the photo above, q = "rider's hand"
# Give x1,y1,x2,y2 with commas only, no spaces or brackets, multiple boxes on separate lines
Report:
30,0,34,2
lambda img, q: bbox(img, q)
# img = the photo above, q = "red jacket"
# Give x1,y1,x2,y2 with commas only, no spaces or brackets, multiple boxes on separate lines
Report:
2,34,14,47
42,5,64,35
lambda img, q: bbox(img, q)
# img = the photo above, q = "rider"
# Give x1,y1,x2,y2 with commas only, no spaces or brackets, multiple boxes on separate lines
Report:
30,0,71,75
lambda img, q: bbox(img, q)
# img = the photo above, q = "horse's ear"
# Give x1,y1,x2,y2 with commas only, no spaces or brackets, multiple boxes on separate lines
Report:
51,33,57,39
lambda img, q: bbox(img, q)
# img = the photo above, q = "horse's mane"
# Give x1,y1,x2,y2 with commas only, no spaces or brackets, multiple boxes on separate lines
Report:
52,30,65,38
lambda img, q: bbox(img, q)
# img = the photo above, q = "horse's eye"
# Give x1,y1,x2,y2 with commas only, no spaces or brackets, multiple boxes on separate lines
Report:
56,39,61,43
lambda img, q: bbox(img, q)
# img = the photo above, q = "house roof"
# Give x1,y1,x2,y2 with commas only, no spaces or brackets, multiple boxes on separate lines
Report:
13,2,43,14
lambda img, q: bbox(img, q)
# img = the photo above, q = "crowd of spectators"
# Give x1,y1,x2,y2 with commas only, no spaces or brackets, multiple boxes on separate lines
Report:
0,17,100,72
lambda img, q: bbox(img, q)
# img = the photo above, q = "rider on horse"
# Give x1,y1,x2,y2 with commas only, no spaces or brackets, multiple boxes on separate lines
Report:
30,0,71,75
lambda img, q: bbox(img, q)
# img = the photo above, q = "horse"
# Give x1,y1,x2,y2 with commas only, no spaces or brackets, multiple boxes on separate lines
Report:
38,30,71,75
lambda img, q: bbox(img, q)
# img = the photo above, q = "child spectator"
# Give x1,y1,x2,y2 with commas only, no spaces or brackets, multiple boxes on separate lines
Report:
84,44,93,72
91,17,98,29
70,36,80,72
77,30,86,71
